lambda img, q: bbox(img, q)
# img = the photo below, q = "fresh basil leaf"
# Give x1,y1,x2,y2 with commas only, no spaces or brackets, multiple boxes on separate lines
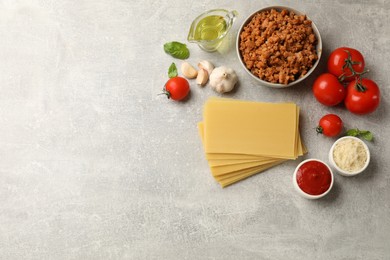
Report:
164,41,190,59
361,131,373,141
168,62,178,78
346,129,359,137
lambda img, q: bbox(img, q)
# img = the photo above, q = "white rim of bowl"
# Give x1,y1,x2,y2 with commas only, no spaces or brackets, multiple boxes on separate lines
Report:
236,6,322,88
328,136,370,176
293,159,334,199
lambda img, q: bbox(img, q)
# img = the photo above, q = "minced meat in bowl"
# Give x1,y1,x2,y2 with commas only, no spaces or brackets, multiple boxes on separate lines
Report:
236,6,322,87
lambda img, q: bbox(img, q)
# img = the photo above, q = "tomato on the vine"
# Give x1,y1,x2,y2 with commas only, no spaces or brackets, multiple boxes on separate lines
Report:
327,47,365,82
316,114,343,137
312,73,346,106
345,78,380,115
162,76,190,101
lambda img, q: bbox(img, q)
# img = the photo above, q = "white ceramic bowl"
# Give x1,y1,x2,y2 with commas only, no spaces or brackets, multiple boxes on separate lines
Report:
236,6,322,88
293,159,334,199
328,136,370,177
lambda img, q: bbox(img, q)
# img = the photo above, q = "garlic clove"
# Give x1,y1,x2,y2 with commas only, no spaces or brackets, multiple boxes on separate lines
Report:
196,69,209,86
198,60,215,75
181,62,198,79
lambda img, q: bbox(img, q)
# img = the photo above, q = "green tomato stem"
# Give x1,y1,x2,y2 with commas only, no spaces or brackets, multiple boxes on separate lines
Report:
338,50,368,82
316,126,324,135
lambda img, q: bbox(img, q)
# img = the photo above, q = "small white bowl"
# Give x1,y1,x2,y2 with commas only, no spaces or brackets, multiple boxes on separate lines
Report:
236,6,322,88
328,136,370,177
293,159,334,199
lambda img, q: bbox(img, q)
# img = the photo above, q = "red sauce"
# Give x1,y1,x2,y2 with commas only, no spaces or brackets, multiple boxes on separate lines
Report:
296,161,332,195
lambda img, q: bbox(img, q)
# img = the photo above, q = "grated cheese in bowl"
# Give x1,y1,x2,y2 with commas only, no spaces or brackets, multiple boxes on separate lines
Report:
329,136,370,176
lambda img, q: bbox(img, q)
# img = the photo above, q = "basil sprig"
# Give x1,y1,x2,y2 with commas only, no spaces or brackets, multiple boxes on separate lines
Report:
345,128,373,141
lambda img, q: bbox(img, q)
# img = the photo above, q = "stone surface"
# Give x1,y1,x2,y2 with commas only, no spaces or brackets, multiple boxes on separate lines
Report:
0,0,389,259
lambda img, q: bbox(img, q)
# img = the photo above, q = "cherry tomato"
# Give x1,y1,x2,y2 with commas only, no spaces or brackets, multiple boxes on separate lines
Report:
163,76,190,101
345,78,380,115
312,73,346,106
316,114,343,137
327,47,365,82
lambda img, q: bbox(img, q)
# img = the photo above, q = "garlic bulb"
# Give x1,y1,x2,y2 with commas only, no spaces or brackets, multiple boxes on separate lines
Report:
209,66,238,93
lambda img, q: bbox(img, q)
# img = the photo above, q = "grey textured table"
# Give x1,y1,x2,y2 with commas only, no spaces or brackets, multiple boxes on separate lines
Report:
0,0,389,259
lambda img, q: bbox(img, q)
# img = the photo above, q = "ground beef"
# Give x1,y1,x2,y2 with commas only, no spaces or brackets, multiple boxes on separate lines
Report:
239,9,318,85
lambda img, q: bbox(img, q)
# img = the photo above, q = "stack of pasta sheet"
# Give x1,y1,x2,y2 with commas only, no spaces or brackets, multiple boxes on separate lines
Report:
198,98,307,188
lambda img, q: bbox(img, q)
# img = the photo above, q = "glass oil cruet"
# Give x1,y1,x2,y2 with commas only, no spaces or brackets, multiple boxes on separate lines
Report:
187,9,238,52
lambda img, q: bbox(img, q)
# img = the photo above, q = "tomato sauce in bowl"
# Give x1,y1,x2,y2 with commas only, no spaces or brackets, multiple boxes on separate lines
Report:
293,159,333,199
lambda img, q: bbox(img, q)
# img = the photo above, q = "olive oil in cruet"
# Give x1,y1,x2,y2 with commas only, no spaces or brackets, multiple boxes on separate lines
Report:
193,15,227,41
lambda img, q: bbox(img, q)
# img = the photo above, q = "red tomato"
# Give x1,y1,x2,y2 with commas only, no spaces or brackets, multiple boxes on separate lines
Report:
327,47,365,82
345,78,380,115
316,114,343,137
163,77,190,101
312,73,346,106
